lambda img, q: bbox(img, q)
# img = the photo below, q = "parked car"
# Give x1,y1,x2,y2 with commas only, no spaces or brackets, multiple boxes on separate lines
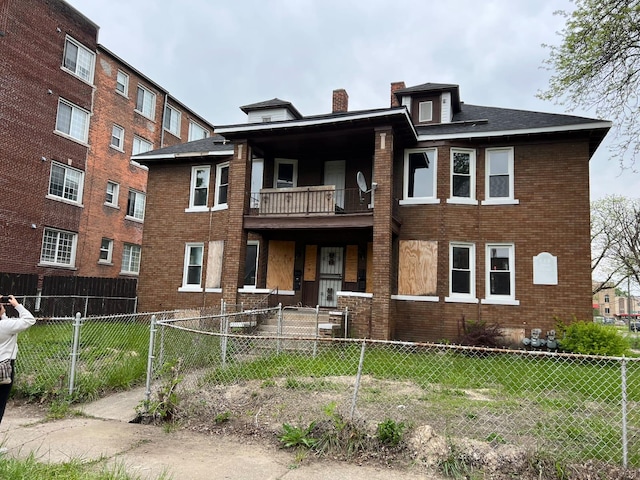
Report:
630,320,640,332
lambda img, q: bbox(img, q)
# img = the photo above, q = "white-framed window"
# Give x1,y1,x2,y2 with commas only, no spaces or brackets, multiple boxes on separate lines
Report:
181,243,204,290
121,243,141,274
132,136,153,155
483,147,518,204
110,124,124,150
188,166,210,211
40,228,77,267
274,158,297,188
604,294,610,303
62,36,95,83
250,158,264,208
244,241,259,287
116,70,129,96
55,98,89,143
163,105,181,137
483,244,518,305
135,85,156,120
418,101,433,122
188,121,209,141
126,189,145,221
605,307,610,314
48,162,84,204
214,162,230,209
105,181,119,207
99,238,113,264
401,148,437,204
449,148,476,203
446,242,476,302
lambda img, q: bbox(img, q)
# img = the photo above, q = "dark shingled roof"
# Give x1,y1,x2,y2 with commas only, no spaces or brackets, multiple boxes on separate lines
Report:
239,98,303,119
132,134,233,162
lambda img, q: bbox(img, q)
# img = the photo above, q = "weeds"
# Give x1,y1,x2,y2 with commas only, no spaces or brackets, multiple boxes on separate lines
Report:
136,358,183,423
376,418,406,447
278,421,318,449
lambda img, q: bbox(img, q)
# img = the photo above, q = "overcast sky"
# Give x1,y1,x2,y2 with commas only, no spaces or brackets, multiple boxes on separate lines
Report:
65,0,639,201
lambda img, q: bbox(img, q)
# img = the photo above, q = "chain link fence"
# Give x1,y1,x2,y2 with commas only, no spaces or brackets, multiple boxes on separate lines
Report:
144,306,640,469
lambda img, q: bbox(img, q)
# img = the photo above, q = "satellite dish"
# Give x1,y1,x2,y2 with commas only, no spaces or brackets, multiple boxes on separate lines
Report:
356,171,368,193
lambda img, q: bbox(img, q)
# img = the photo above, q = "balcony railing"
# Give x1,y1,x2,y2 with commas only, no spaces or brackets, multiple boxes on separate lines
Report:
248,186,372,216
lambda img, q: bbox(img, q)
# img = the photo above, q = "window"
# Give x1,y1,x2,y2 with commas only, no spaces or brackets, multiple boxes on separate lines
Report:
274,158,297,188
122,244,141,274
214,162,229,209
62,37,95,83
604,294,610,303
116,70,129,96
188,121,209,141
261,116,271,122
135,85,156,119
40,228,77,267
244,241,259,287
48,162,83,204
401,148,437,204
99,238,113,263
484,147,517,204
105,181,119,207
110,125,124,150
447,243,476,302
449,148,476,202
163,105,181,136
419,101,433,122
132,136,153,155
188,166,210,210
250,158,264,208
605,307,611,314
126,189,145,220
182,243,204,290
484,244,517,304
55,99,89,143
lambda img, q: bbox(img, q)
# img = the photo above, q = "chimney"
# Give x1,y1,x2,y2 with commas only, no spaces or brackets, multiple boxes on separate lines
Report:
390,81,406,107
332,89,349,113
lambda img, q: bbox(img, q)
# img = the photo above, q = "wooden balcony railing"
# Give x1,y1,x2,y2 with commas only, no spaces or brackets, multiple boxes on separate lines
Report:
248,186,372,216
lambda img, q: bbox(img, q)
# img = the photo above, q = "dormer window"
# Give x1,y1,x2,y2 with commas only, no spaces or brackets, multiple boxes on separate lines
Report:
261,116,271,122
419,101,433,122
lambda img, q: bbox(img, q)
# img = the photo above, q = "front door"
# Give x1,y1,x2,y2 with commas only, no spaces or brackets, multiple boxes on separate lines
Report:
324,160,345,210
318,247,343,307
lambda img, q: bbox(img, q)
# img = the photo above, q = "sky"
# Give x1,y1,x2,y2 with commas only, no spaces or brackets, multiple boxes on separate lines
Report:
65,0,640,201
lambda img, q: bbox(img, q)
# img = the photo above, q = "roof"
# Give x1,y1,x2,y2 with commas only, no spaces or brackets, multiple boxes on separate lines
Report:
240,98,303,119
394,82,461,113
132,134,233,163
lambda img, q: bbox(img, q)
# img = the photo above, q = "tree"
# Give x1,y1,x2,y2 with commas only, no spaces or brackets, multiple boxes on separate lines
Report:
539,0,640,168
591,195,640,293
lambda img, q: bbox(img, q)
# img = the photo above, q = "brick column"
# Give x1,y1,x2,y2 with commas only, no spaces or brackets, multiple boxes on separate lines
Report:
371,127,394,340
221,141,250,309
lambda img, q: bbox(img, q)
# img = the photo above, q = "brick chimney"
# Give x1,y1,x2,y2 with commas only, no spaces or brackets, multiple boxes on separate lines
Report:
332,89,349,113
390,81,406,107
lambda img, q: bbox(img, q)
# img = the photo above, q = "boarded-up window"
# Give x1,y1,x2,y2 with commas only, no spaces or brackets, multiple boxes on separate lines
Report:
206,240,224,289
398,240,437,296
304,245,317,281
366,242,373,293
345,245,358,283
266,240,295,290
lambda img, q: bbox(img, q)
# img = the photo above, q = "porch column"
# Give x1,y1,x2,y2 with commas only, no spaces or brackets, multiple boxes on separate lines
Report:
371,127,394,340
221,140,250,309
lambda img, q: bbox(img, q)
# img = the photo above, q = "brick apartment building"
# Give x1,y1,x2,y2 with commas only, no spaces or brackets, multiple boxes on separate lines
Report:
134,82,610,343
0,0,214,302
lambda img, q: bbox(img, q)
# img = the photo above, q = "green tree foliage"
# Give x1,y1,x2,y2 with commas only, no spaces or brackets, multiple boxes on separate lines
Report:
557,320,630,356
539,0,640,167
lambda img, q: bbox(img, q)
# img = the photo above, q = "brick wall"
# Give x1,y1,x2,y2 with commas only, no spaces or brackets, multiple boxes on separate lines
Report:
337,294,372,338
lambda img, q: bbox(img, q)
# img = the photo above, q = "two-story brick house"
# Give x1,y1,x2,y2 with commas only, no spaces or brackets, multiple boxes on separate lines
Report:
0,0,214,301
135,82,610,342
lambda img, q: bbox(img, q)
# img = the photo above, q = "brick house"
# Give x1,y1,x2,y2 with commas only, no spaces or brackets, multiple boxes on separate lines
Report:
135,82,610,343
0,0,213,299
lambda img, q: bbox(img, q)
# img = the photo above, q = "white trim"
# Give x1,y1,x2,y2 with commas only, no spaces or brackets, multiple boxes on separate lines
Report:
485,243,517,303
336,291,373,298
445,296,479,304
129,160,149,171
481,298,520,306
133,149,234,161
189,165,210,209
205,288,222,293
244,240,259,288
485,147,516,203
214,162,230,208
181,242,204,290
274,158,298,188
238,288,271,294
403,147,438,201
275,290,295,296
450,147,476,202
417,121,612,141
185,206,209,213
400,198,441,205
449,242,476,300
211,204,229,212
481,199,520,206
446,198,478,205
391,295,439,302
178,286,204,293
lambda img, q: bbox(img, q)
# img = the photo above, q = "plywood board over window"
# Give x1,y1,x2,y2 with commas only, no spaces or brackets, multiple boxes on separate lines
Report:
304,245,317,281
345,245,358,283
366,242,373,293
267,240,295,291
398,240,437,296
206,240,224,289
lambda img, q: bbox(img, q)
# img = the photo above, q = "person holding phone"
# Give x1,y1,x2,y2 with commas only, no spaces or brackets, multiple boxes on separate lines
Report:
0,295,36,425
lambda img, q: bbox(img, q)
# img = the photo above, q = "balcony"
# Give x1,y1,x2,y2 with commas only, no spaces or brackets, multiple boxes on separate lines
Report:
244,186,374,230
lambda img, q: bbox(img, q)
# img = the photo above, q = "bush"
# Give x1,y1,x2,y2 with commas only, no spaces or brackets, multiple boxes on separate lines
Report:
556,320,630,356
457,318,504,347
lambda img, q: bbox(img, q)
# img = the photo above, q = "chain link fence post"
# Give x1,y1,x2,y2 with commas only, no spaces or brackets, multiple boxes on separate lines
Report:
621,356,628,467
350,339,367,421
144,314,157,411
68,312,82,396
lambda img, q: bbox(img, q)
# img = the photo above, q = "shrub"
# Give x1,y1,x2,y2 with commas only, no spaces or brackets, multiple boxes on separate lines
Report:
376,418,406,446
457,318,504,347
556,320,630,356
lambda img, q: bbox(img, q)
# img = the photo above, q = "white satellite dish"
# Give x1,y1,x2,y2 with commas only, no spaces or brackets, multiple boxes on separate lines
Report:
356,171,368,193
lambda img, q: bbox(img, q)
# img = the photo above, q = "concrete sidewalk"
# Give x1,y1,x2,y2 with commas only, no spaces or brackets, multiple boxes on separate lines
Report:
0,389,439,480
